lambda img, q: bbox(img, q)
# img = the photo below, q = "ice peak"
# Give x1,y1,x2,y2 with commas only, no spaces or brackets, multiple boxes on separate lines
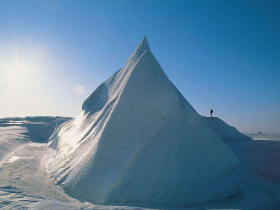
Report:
132,37,150,57
140,36,149,50
49,37,240,206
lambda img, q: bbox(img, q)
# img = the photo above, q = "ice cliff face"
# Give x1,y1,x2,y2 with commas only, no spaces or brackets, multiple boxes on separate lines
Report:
47,37,240,206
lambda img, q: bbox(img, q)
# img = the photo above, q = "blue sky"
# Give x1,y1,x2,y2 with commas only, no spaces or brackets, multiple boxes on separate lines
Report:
0,0,279,133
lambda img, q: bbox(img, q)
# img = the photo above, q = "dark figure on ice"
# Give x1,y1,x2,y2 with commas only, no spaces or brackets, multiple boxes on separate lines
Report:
210,109,213,117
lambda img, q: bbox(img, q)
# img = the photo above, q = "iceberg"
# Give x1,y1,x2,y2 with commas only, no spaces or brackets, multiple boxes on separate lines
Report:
47,37,240,206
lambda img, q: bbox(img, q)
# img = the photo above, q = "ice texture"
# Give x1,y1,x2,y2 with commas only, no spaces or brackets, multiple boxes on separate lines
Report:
47,37,240,206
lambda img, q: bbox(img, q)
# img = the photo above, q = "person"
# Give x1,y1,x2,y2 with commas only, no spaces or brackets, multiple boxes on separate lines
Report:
210,109,213,117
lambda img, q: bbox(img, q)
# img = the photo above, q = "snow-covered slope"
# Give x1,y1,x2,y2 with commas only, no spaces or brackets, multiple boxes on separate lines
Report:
202,117,252,142
47,37,240,206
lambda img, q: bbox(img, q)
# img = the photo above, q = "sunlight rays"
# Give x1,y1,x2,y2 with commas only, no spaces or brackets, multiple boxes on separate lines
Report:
0,45,44,101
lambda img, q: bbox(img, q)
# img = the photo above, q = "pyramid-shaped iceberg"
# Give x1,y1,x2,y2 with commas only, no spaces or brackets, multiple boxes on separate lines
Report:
47,37,240,206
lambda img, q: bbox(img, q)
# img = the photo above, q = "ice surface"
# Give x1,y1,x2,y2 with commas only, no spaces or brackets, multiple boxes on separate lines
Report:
0,117,81,209
202,117,252,142
0,116,72,143
247,133,280,141
7,155,23,163
47,37,240,206
0,117,71,165
1,122,280,209
0,126,29,164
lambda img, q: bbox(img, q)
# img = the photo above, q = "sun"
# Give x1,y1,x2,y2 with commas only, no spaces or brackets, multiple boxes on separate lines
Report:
0,49,39,98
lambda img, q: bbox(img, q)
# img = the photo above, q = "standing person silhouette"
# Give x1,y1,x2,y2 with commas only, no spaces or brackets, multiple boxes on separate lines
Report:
210,109,213,117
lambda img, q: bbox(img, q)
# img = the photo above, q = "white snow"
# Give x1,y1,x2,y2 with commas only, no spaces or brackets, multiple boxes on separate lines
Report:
47,37,240,206
0,126,29,164
1,122,280,209
0,39,280,210
0,117,81,210
7,155,23,163
202,117,252,142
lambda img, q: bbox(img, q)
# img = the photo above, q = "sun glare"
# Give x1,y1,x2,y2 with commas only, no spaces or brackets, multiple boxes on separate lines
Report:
0,48,42,101
2,62,33,89
0,48,41,91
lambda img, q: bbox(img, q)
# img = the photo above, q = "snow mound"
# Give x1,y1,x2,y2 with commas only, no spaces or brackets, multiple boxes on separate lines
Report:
203,117,252,142
47,37,240,206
